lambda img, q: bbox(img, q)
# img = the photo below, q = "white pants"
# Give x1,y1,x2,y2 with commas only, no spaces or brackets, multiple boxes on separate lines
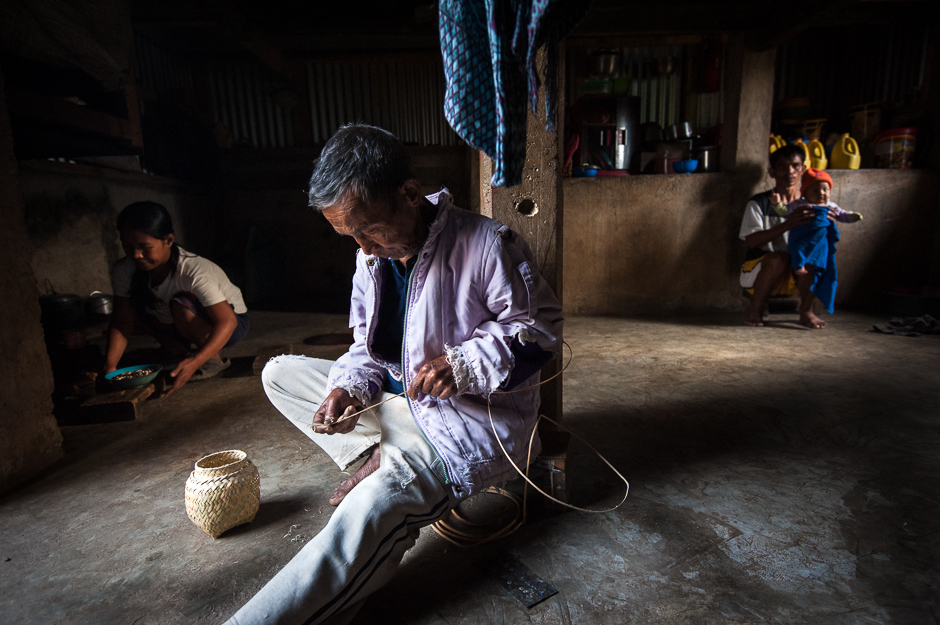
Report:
225,356,456,625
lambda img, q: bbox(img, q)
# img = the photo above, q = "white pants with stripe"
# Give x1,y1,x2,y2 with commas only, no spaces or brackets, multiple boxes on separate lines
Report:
225,356,456,625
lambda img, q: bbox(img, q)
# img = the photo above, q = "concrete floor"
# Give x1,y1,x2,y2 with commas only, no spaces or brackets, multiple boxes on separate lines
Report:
1,310,939,624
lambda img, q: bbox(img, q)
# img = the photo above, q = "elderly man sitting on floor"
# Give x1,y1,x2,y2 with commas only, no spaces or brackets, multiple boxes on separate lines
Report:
225,124,563,625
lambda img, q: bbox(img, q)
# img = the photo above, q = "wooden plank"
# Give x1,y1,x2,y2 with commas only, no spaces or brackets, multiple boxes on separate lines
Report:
6,86,143,148
78,385,155,423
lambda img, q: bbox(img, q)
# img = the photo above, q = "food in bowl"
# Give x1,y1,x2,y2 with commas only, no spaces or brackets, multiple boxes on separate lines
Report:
112,367,157,381
105,364,163,389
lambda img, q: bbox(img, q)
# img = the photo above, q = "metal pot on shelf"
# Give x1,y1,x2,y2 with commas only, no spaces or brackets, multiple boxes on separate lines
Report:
665,122,693,141
38,280,84,333
589,50,621,77
84,291,113,323
691,146,719,172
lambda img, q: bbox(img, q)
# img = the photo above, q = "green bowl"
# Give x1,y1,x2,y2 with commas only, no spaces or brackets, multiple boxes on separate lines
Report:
105,364,163,389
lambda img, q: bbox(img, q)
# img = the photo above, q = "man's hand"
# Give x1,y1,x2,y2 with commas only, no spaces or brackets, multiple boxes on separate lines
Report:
785,207,815,229
409,355,458,401
314,388,363,434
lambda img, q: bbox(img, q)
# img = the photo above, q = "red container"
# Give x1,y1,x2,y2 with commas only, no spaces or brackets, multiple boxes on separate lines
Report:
873,128,917,169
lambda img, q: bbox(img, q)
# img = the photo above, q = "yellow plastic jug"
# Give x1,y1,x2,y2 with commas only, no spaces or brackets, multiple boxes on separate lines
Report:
792,139,810,163
830,133,861,169
808,138,828,170
769,134,786,154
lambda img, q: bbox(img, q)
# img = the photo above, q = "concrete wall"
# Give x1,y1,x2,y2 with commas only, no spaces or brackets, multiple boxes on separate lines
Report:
563,172,743,315
562,169,940,316
19,162,222,303
562,33,940,317
16,144,473,320
831,169,940,306
0,71,62,495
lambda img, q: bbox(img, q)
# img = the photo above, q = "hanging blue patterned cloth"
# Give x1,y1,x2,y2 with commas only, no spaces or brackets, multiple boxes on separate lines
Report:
788,207,840,314
439,0,591,188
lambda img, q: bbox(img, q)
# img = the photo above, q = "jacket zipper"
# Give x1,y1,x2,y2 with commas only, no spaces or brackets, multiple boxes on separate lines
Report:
399,254,450,486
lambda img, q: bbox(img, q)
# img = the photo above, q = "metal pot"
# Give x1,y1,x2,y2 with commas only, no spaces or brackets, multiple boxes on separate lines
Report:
590,50,621,77
665,122,693,141
692,146,719,172
39,281,84,332
84,291,113,322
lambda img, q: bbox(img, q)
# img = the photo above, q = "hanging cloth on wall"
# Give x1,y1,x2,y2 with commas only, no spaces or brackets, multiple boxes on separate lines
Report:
439,0,591,188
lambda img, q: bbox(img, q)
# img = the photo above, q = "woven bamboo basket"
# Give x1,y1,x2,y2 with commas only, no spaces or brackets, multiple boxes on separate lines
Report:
185,450,260,538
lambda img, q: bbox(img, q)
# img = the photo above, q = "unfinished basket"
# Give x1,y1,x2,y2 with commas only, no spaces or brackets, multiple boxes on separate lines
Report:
185,450,260,538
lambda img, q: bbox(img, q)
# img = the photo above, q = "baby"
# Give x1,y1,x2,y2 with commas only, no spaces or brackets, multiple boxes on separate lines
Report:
771,168,862,275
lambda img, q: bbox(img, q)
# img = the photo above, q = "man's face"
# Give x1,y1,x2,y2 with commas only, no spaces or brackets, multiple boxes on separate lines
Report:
322,187,422,260
770,154,805,190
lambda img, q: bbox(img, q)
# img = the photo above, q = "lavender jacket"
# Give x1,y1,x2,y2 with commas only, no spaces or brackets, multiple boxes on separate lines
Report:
328,190,564,498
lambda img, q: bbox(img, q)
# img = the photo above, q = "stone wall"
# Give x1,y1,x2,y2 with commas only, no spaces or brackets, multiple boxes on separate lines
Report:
18,162,222,303
0,71,62,496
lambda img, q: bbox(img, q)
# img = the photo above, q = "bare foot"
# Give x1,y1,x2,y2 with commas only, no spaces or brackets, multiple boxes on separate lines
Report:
745,310,765,327
799,312,827,329
794,266,808,276
330,445,380,506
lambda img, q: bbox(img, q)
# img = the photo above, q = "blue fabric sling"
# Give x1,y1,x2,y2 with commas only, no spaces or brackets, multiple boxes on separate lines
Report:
788,207,840,314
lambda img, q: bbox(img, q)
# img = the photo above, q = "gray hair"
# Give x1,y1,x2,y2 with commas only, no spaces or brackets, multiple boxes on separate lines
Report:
307,124,416,211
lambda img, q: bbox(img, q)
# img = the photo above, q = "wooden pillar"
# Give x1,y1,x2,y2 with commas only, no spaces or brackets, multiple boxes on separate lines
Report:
720,34,777,178
480,44,565,425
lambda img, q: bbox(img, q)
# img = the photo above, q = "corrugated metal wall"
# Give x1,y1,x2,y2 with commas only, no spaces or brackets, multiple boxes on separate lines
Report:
210,64,295,149
776,25,928,113
614,44,724,131
622,46,684,129
133,34,195,99
306,58,459,146
135,33,296,149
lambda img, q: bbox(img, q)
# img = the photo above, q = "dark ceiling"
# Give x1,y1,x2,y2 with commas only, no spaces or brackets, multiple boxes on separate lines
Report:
130,0,937,58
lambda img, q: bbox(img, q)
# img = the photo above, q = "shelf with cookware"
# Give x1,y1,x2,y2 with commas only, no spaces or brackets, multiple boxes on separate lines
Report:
564,37,723,177
770,22,929,172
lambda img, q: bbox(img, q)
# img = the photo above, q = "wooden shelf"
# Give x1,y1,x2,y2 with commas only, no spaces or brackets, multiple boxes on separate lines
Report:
6,85,143,158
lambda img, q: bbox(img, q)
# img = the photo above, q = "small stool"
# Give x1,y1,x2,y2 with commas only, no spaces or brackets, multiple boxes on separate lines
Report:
534,427,571,509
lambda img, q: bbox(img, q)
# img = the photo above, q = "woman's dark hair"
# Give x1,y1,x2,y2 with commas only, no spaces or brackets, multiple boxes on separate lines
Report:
116,201,180,311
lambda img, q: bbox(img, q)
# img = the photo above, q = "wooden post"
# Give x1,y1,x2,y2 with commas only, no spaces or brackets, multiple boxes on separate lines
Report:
482,44,565,426
720,34,777,176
